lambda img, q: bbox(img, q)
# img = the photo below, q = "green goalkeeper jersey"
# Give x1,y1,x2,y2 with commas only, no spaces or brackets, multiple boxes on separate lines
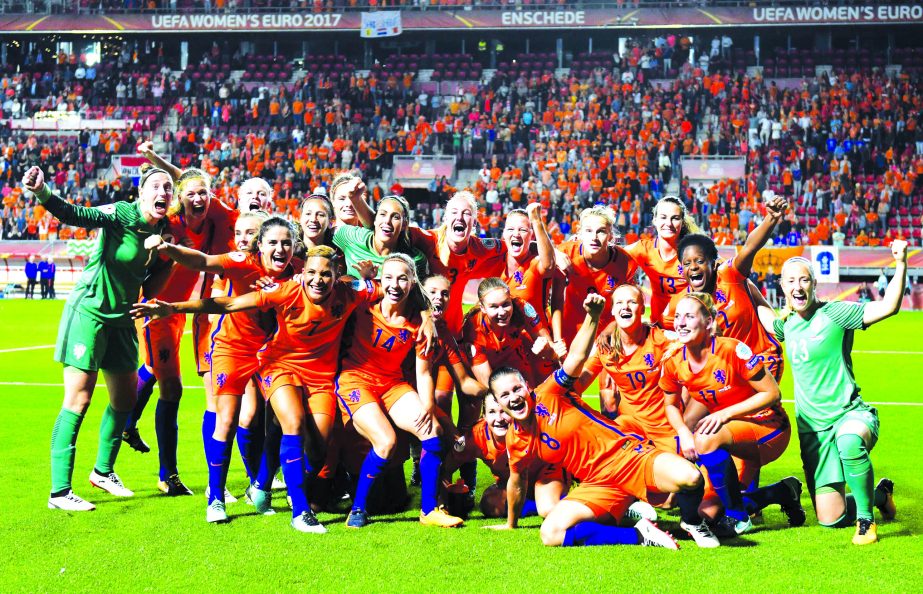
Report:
773,301,868,433
37,186,165,327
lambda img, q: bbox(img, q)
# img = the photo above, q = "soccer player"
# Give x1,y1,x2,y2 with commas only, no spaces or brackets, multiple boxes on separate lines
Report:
333,194,428,278
329,172,374,228
336,254,463,529
144,214,300,522
489,293,718,549
575,284,677,454
133,245,384,533
660,293,805,537
624,196,699,326
127,167,236,496
25,164,172,511
500,202,555,326
755,246,904,545
237,177,275,213
463,277,557,387
443,394,567,519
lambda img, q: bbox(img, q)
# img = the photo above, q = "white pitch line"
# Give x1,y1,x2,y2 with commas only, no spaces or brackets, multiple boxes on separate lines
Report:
579,394,923,407
0,330,194,354
854,350,923,355
0,381,205,390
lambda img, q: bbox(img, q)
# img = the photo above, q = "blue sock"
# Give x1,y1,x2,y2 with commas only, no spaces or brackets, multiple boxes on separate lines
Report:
746,467,760,493
254,450,273,491
420,437,443,514
521,499,538,517
699,449,747,521
280,434,311,517
127,365,156,430
155,399,180,481
201,410,216,474
205,436,228,504
353,449,389,512
459,459,477,494
236,426,259,483
563,522,641,546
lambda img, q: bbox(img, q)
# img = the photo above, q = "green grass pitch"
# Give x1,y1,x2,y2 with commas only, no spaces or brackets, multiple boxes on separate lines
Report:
0,299,920,592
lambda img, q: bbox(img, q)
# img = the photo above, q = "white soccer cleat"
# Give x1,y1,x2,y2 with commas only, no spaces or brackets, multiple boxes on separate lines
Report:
680,520,721,548
291,510,327,534
272,473,286,490
204,487,238,504
48,491,96,512
626,500,658,522
635,518,679,550
89,470,134,497
206,500,228,523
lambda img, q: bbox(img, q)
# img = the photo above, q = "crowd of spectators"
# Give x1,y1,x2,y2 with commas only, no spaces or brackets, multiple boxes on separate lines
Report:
2,36,922,248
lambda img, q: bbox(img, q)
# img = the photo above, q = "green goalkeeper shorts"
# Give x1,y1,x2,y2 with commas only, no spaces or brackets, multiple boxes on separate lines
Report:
54,304,139,373
797,404,880,495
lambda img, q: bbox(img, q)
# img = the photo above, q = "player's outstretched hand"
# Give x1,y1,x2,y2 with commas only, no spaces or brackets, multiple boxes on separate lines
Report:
526,201,542,218
764,193,788,220
891,239,908,264
583,293,606,316
250,275,276,291
551,338,568,359
531,335,556,360
130,299,175,325
352,260,379,280
554,249,573,275
22,166,44,194
137,140,154,156
144,235,166,251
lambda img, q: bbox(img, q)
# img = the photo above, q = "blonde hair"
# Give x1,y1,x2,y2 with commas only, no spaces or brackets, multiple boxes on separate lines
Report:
330,171,361,199
382,253,431,315
608,284,647,361
778,256,816,322
579,206,616,227
305,244,338,260
168,168,212,216
240,177,273,200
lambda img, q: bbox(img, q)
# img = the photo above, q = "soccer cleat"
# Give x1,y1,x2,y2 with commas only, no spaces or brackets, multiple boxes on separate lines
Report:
710,514,752,537
246,485,275,515
291,510,327,534
346,508,370,529
206,500,228,523
779,476,807,527
48,491,96,512
852,518,878,545
121,428,151,453
157,474,193,496
419,506,465,528
204,487,238,504
271,473,286,490
635,518,679,550
875,478,896,521
626,500,658,523
89,470,134,497
679,520,721,548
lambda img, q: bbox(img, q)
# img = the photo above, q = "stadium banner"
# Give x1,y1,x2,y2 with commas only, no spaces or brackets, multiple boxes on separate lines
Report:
718,246,923,270
811,245,840,283
10,115,132,131
3,5,923,33
360,11,402,38
737,245,805,279
393,155,456,189
110,155,152,182
681,156,747,181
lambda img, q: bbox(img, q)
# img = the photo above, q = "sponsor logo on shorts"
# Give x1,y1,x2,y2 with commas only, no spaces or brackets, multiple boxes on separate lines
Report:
348,389,361,403
158,348,170,363
263,375,272,389
216,373,227,388
204,351,212,365
73,343,87,360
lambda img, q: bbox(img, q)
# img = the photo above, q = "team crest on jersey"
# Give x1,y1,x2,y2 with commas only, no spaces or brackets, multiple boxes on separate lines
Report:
606,276,615,289
677,264,684,275
216,373,227,388
73,343,87,360
228,251,247,262
513,270,524,284
348,389,361,403
204,351,212,365
263,375,272,389
714,369,727,384
482,238,498,251
158,348,170,363
398,329,410,343
715,290,728,304
644,353,655,368
467,258,478,271
735,342,754,360
535,403,551,419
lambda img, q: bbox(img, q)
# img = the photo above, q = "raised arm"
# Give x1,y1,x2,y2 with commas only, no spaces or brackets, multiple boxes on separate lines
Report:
527,202,555,275
23,167,120,231
862,240,908,326
561,294,606,378
138,140,182,181
145,235,227,275
734,194,787,278
131,291,264,320
348,179,375,229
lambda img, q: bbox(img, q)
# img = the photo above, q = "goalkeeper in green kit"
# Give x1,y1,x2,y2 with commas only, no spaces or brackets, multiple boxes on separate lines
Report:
23,164,175,511
757,240,905,545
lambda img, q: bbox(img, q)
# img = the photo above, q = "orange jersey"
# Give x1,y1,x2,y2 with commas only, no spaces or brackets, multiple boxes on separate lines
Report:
340,300,430,384
501,254,552,327
254,278,381,378
452,419,511,482
410,227,506,335
462,297,545,371
157,200,238,302
625,237,686,325
506,370,652,484
662,260,782,372
558,240,638,344
582,326,675,437
209,252,297,355
659,336,775,416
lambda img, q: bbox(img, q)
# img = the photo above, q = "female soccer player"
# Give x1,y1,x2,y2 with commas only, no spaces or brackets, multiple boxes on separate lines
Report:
660,293,805,537
333,194,428,278
575,284,677,453
489,293,718,549
756,246,904,545
127,167,236,496
625,196,698,326
443,393,567,519
144,214,300,522
133,245,386,533
25,164,173,511
463,277,557,387
335,254,462,529
329,172,374,228
501,202,555,326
